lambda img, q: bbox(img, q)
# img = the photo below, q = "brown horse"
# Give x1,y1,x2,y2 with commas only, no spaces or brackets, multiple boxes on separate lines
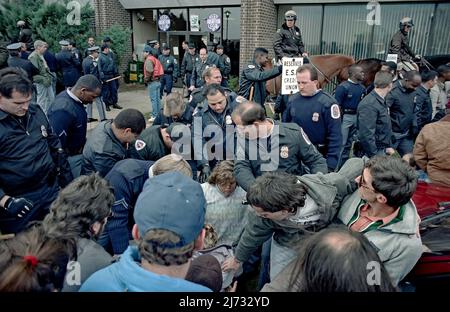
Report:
265,54,356,96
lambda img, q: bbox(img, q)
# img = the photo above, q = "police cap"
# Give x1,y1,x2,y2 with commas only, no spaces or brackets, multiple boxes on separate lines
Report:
148,39,158,46
284,10,297,21
216,44,224,50
6,42,22,50
103,36,112,43
88,46,100,52
188,42,195,49
59,40,70,46
162,45,170,51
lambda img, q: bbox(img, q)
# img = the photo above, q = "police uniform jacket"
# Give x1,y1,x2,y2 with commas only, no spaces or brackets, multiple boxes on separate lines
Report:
82,120,131,177
48,90,87,156
82,55,100,78
414,85,433,131
334,80,366,113
283,90,342,170
189,86,237,109
158,54,179,77
181,52,198,76
357,90,392,157
386,80,418,135
191,60,215,88
98,52,116,81
193,96,238,169
238,62,282,107
273,23,305,61
132,125,170,161
153,105,194,127
7,56,38,80
0,104,70,199
207,52,220,67
234,121,328,192
388,30,415,62
104,159,154,254
56,49,81,87
218,54,231,79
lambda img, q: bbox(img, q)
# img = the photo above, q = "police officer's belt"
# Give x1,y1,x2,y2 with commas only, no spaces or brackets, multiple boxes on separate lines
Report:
343,108,357,115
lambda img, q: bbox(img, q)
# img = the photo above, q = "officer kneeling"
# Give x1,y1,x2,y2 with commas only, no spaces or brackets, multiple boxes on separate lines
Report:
0,68,73,234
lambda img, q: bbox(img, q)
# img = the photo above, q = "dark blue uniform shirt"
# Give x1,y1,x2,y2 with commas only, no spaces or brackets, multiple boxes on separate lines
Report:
334,80,366,113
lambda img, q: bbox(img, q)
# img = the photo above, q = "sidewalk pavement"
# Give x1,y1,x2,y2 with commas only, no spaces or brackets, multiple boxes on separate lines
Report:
87,85,185,134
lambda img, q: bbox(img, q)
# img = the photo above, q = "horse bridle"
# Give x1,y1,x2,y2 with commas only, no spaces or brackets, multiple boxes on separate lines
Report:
305,56,338,88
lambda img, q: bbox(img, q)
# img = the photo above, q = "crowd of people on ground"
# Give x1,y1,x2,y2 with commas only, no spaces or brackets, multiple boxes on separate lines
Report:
0,11,450,292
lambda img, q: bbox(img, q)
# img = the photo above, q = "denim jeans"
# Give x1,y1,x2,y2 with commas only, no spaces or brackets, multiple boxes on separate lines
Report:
148,81,161,118
338,114,357,168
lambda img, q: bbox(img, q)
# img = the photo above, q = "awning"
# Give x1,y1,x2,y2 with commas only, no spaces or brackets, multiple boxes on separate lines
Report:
119,0,240,9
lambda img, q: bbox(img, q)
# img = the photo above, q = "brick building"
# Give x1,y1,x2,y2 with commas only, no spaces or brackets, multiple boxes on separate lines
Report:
92,0,450,77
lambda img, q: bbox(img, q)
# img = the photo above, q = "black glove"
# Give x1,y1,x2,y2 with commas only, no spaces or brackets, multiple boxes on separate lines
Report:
198,165,211,183
4,197,33,218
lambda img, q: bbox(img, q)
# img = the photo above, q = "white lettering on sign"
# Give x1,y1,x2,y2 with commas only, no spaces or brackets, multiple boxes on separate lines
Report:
281,57,303,95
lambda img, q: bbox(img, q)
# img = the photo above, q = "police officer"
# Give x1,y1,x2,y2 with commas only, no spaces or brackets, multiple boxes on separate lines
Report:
388,17,420,72
158,45,179,98
98,44,116,111
153,92,194,127
283,64,342,171
103,37,122,109
56,40,81,88
190,47,216,90
238,47,282,108
216,44,231,88
181,42,198,96
148,39,161,58
0,68,73,234
6,42,37,80
334,64,366,168
415,70,437,132
193,84,239,182
386,70,422,156
357,71,395,158
82,46,108,122
48,75,102,178
233,101,328,192
273,10,308,62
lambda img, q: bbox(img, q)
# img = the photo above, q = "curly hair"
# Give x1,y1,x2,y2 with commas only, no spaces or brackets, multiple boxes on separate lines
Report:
247,172,307,214
138,229,195,266
42,174,114,240
207,160,235,186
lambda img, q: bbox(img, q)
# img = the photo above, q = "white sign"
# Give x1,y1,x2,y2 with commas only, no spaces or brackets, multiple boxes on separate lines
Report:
281,57,303,95
386,54,398,64
206,13,221,32
190,15,200,32
158,14,171,31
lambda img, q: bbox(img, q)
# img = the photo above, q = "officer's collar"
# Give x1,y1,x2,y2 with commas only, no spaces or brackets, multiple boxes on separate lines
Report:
66,88,83,104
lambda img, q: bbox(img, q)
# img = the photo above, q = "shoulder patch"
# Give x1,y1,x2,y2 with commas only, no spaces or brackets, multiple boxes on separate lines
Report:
174,59,177,64
247,64,255,69
226,57,230,63
277,29,281,33
300,127,311,145
135,139,146,151
331,104,341,119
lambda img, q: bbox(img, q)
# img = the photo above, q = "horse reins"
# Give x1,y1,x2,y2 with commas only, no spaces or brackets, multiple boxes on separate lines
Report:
306,56,338,88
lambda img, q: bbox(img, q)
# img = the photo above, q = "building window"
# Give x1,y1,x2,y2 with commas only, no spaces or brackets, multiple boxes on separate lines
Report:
158,9,188,31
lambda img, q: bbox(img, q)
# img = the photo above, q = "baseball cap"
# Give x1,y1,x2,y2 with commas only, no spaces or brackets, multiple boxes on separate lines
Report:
143,45,152,53
185,254,223,292
134,172,206,245
188,42,195,49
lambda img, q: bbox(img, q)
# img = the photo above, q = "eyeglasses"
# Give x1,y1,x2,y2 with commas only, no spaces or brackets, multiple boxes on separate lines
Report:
358,168,377,193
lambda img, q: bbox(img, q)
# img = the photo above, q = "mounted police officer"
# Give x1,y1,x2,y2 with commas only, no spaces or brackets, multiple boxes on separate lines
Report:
388,17,420,72
56,40,81,88
181,42,198,96
216,44,231,88
283,64,342,171
273,10,308,62
0,68,73,234
238,47,282,108
158,45,179,98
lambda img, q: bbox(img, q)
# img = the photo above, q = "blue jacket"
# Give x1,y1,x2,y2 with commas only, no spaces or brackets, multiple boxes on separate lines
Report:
153,105,194,127
48,90,87,156
103,159,154,254
0,104,71,199
82,56,100,78
414,85,433,131
283,90,342,170
386,80,418,135
158,54,179,77
80,246,212,292
334,80,366,112
56,50,81,87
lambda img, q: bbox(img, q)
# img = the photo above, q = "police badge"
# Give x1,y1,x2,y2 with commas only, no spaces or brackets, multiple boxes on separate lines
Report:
280,146,289,159
41,125,48,137
225,115,232,125
312,112,319,122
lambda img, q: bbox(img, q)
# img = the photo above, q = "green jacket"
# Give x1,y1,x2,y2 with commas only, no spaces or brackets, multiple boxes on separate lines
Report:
234,157,363,263
337,192,422,286
28,51,52,87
